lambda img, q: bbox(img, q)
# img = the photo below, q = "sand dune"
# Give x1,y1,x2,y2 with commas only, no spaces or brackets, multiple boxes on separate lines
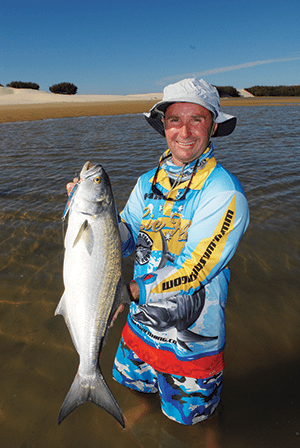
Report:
238,89,254,98
0,87,162,105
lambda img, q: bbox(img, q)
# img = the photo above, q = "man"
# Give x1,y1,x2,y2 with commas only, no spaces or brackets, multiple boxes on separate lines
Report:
112,78,249,425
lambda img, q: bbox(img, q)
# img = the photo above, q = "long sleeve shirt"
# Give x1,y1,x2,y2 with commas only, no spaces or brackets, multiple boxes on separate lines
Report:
118,144,249,378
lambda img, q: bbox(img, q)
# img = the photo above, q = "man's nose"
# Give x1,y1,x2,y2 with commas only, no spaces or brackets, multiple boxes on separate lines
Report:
179,124,191,137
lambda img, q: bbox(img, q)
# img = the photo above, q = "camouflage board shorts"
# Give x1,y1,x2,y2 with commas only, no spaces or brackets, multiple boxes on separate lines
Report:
112,338,223,425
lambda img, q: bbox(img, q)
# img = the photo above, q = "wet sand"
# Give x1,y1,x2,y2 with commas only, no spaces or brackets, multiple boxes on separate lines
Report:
0,96,299,124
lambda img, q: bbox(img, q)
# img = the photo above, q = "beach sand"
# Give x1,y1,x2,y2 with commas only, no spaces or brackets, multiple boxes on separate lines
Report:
0,87,299,124
0,101,161,124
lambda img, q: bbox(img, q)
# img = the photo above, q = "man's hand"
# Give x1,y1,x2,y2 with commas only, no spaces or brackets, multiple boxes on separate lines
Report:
129,280,140,301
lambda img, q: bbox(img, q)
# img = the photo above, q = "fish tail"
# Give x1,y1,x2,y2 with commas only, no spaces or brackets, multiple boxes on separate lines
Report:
58,368,124,427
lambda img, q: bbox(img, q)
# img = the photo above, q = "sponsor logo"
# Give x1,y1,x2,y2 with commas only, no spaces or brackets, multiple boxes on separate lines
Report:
140,209,191,242
162,209,234,290
134,321,176,345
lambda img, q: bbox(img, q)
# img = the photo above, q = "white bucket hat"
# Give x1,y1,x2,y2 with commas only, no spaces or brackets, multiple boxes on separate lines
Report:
144,78,236,137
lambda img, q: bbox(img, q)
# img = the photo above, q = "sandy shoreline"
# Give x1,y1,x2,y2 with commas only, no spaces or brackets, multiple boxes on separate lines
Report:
0,87,299,124
0,101,161,124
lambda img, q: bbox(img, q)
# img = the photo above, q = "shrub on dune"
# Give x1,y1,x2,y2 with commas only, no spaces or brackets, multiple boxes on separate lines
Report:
49,82,78,95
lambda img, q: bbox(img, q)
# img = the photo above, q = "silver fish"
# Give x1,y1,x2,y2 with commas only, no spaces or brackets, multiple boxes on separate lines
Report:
55,161,130,427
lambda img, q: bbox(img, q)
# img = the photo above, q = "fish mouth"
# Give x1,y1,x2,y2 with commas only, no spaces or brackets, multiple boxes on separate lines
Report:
80,161,102,180
81,161,94,175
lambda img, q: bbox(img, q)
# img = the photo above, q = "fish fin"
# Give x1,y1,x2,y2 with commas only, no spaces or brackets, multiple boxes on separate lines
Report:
58,367,124,427
54,293,66,317
72,219,94,255
100,277,131,349
177,329,218,351
157,230,175,269
72,219,89,247
55,294,81,353
116,276,132,306
108,277,131,325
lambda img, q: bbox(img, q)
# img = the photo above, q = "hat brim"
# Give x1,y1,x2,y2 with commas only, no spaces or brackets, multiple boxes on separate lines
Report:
144,101,236,137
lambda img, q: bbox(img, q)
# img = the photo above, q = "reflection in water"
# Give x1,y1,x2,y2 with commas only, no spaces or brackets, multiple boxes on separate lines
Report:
0,107,300,447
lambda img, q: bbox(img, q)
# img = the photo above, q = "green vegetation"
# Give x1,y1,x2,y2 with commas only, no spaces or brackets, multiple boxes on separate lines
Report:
49,82,78,95
6,81,40,90
245,85,300,97
214,86,240,97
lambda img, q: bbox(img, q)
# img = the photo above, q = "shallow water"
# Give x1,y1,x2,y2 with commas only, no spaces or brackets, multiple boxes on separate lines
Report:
0,106,299,447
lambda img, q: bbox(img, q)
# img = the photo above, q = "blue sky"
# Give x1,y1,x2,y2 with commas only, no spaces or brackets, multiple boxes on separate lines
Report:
1,0,299,94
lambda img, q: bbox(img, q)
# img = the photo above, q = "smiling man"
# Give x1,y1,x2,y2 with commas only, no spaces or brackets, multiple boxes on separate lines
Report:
112,78,249,425
164,102,218,166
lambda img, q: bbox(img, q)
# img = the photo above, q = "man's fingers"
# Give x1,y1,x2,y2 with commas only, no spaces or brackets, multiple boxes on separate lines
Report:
66,177,79,196
110,304,125,328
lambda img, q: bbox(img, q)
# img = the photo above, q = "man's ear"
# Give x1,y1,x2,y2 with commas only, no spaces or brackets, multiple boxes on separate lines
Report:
212,122,218,136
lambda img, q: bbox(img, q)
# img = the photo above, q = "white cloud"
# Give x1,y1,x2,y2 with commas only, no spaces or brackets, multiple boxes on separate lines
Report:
158,56,300,85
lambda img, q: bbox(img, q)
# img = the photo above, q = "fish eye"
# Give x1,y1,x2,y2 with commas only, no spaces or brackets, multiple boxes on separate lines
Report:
93,176,101,184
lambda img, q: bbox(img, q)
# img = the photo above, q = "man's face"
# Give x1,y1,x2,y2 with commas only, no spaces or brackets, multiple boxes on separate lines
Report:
164,102,218,166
